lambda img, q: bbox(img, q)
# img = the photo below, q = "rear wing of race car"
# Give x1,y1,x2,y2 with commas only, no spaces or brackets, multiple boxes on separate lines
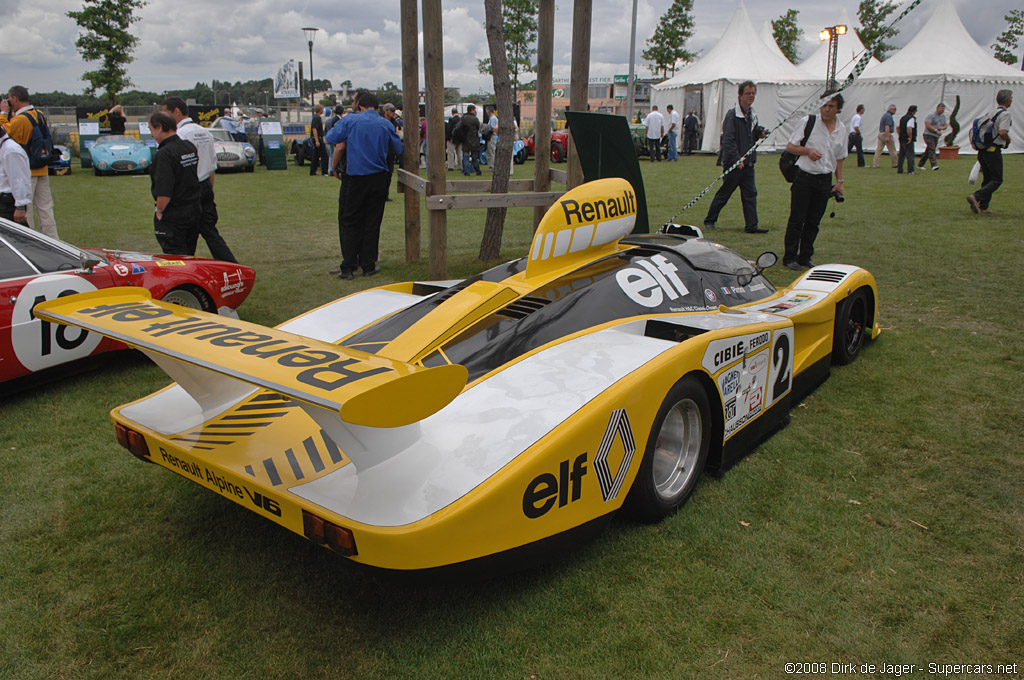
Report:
34,288,468,470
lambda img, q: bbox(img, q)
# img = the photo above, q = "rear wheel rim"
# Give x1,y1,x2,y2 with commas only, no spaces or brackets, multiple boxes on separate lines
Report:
162,288,203,310
652,398,703,501
844,297,866,356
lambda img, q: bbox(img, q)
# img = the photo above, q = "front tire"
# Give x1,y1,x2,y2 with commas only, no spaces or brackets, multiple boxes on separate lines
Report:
625,376,711,522
832,290,868,365
162,285,216,313
514,148,527,165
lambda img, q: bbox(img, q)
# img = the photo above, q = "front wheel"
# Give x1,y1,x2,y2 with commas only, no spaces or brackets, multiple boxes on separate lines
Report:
624,376,711,523
162,285,216,313
514,148,527,165
832,290,868,365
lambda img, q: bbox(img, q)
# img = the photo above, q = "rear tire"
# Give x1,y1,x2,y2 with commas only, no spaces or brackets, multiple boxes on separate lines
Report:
551,141,565,163
625,376,710,523
162,286,216,313
832,290,868,365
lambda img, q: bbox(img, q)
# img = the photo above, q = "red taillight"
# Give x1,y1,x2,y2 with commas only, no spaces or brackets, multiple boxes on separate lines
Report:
302,510,357,556
115,424,151,460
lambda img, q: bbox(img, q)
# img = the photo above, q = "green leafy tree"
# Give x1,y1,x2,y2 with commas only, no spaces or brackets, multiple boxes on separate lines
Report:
643,0,695,78
376,81,403,108
992,9,1024,66
67,0,147,104
772,9,802,64
855,0,899,61
477,0,539,101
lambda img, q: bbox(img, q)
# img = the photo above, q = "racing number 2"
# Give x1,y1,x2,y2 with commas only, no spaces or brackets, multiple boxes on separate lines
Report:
771,332,791,402
34,293,89,356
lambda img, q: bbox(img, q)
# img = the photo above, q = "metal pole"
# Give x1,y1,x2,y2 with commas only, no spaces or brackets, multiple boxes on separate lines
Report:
308,42,314,104
626,0,638,123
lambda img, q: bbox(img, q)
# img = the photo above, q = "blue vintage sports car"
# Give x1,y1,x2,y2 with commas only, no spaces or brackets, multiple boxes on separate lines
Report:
48,145,72,176
89,135,153,176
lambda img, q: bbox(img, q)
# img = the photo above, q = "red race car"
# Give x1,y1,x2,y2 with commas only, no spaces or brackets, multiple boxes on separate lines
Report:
524,129,570,163
0,218,255,389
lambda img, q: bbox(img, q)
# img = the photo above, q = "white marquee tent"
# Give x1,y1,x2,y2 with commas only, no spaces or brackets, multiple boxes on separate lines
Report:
840,0,1024,151
651,0,821,153
652,0,1022,155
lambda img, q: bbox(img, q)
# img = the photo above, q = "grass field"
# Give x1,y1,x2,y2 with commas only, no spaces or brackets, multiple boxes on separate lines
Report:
2,151,1022,679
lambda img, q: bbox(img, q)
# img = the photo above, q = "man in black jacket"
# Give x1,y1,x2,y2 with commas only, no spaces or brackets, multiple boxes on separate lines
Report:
455,105,481,176
148,111,201,255
897,105,918,175
309,104,328,176
703,81,768,233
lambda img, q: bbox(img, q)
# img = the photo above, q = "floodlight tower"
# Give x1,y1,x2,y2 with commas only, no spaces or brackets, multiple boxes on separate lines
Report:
303,27,319,107
820,24,847,95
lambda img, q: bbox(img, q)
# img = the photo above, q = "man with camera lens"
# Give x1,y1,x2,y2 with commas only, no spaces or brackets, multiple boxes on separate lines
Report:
0,86,58,238
782,93,848,271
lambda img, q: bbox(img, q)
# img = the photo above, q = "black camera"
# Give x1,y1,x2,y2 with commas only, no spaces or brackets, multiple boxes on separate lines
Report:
831,189,845,203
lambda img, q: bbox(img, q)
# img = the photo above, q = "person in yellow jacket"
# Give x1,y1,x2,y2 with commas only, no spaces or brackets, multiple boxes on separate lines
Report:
0,86,58,238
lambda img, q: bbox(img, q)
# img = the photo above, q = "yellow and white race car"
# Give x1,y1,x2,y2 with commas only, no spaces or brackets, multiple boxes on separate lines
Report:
36,178,879,573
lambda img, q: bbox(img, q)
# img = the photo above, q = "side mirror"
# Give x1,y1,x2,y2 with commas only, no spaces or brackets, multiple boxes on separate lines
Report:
756,251,778,269
738,252,777,287
80,252,101,272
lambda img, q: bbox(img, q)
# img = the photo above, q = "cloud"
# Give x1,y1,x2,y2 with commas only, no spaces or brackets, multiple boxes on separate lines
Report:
1,0,1016,98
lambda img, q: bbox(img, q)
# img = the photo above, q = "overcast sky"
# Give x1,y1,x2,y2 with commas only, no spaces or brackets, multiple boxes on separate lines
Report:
0,0,1016,100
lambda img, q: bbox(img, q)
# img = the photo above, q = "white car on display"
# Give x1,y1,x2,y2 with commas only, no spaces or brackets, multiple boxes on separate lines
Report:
209,128,257,172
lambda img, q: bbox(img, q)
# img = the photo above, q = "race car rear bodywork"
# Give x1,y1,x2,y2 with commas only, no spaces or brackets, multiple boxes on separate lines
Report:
37,178,880,572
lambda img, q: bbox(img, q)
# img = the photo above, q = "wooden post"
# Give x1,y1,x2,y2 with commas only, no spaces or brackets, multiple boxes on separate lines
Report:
533,0,554,230
422,0,447,279
400,0,421,262
567,0,592,189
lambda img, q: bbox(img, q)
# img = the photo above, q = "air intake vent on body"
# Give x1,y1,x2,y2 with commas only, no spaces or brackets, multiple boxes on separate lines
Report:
498,296,551,320
804,269,847,283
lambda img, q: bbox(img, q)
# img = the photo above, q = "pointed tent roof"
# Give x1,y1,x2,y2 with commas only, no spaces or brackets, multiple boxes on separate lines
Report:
861,0,1024,81
800,9,881,80
759,21,792,64
654,0,814,89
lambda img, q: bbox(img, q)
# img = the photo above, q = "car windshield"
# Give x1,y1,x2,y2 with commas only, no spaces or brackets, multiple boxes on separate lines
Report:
623,235,757,277
94,135,138,146
209,129,233,141
0,220,91,274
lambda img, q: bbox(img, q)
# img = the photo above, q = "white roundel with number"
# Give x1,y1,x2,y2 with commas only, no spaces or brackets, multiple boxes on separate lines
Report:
12,274,103,372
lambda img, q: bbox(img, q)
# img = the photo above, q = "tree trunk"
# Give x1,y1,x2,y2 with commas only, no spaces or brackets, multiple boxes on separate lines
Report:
479,0,516,261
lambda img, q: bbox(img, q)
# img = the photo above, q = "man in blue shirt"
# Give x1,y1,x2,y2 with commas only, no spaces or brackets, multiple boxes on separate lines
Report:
872,104,898,168
325,93,403,279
